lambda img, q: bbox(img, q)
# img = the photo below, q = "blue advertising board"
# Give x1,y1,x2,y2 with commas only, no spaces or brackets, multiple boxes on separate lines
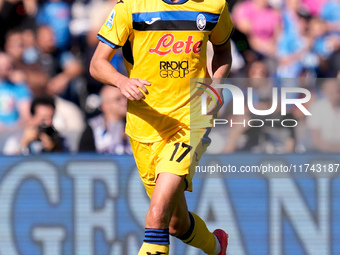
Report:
0,153,339,255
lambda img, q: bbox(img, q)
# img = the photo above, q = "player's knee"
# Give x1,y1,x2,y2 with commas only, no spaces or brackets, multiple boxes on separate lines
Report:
147,204,169,225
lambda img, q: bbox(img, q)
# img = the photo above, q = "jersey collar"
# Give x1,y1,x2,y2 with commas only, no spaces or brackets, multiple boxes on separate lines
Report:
162,0,189,4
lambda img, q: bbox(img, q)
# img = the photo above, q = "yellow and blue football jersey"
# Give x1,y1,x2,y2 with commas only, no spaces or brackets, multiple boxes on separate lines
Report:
97,0,234,143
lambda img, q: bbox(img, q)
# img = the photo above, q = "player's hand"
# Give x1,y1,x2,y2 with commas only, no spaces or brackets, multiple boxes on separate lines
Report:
117,77,151,101
206,87,224,117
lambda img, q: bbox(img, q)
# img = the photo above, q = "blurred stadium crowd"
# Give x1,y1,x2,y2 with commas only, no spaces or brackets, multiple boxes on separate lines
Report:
0,0,340,155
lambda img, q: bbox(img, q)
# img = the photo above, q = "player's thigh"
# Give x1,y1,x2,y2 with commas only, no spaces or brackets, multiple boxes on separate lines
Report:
129,137,156,197
148,172,187,222
156,128,209,191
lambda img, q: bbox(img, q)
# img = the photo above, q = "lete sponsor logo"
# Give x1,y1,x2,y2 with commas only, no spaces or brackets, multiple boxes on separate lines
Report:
149,33,203,56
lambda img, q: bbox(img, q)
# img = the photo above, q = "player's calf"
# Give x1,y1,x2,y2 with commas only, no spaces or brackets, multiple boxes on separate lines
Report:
139,173,187,255
176,212,224,255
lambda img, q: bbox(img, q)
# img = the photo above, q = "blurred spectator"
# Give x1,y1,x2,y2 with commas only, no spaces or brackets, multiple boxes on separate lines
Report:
4,28,61,98
4,29,25,66
21,72,86,152
302,0,328,16
309,16,340,59
328,47,340,76
3,96,69,154
0,0,37,49
0,52,31,130
222,60,296,154
83,0,128,115
53,95,85,152
3,28,44,85
307,79,340,152
4,29,28,84
277,0,309,78
1,0,339,154
276,0,317,79
289,71,318,152
233,0,282,58
36,0,71,51
78,85,132,154
86,0,117,49
3,26,84,102
3,28,61,99
320,0,340,35
307,16,340,77
21,28,39,64
35,25,84,103
318,0,340,76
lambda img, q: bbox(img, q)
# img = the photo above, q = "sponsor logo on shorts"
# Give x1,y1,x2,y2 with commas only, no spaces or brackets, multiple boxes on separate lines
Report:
160,60,189,78
149,33,203,56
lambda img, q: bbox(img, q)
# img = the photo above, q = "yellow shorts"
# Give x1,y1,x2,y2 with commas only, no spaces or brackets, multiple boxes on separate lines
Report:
129,128,211,197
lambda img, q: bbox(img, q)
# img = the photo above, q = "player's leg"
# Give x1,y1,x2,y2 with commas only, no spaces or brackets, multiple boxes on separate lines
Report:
169,192,227,255
138,172,186,255
134,127,228,255
167,128,228,255
129,138,174,254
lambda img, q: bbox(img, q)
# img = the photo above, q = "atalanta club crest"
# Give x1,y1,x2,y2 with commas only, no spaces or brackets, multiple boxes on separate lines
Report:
196,14,206,30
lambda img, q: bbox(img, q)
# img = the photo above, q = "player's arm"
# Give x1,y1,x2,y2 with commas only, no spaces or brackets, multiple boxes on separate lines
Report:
211,40,232,79
209,1,233,80
207,40,232,115
90,42,150,101
207,1,233,115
